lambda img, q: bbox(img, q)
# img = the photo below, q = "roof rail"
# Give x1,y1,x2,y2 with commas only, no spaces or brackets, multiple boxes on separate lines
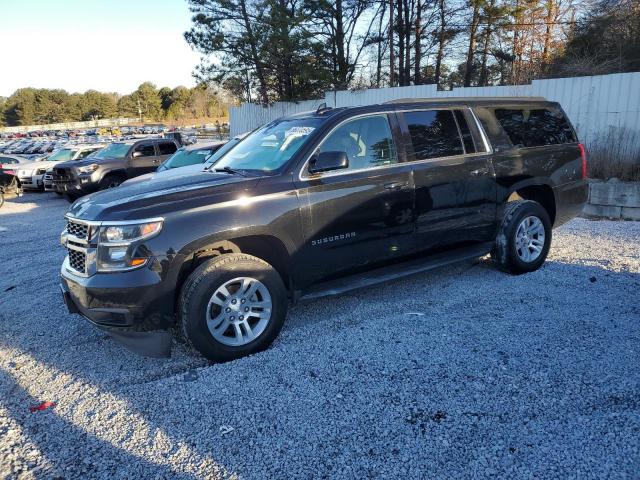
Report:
383,96,548,104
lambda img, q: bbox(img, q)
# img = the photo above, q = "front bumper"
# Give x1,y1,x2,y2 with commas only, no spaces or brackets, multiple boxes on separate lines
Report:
60,257,175,357
51,176,98,194
18,174,44,190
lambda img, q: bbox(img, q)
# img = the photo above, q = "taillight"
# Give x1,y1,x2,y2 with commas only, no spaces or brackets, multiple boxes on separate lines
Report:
578,143,587,179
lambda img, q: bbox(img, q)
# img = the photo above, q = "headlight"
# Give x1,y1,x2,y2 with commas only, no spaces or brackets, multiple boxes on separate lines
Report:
96,220,163,272
36,168,47,175
77,163,98,174
19,169,31,176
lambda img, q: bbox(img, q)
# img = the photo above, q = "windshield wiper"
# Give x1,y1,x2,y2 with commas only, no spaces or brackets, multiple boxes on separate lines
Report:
213,166,247,177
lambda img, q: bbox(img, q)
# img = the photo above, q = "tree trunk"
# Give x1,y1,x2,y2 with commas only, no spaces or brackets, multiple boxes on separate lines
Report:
414,0,422,84
376,1,387,87
511,0,521,84
389,0,395,86
404,0,411,84
464,1,481,87
397,0,405,85
335,0,348,89
239,0,269,104
434,0,446,88
542,0,555,68
478,22,492,86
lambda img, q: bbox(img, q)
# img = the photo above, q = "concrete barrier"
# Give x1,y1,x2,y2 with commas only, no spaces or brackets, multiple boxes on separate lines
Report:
583,179,640,220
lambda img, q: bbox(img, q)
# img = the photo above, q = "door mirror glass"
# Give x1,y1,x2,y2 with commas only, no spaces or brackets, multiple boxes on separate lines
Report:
308,151,349,174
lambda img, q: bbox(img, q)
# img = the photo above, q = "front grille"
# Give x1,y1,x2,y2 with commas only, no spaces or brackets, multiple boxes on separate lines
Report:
54,168,69,175
43,173,52,181
68,248,86,273
66,219,89,239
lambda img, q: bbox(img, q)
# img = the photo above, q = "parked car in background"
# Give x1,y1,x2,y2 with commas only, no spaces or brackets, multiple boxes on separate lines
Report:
44,147,104,192
0,154,32,171
122,134,247,186
51,137,179,199
156,141,225,172
17,145,103,190
0,169,22,207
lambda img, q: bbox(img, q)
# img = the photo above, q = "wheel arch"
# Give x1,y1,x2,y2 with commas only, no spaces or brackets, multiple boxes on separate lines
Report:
505,180,556,226
174,233,294,312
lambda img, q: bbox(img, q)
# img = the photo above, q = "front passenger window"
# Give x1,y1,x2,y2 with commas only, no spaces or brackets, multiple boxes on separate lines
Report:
134,144,155,157
318,115,397,171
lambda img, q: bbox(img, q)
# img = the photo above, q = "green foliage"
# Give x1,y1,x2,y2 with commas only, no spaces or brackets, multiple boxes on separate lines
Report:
0,84,228,127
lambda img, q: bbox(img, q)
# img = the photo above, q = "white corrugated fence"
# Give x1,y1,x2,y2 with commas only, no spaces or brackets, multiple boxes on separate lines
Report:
229,72,640,148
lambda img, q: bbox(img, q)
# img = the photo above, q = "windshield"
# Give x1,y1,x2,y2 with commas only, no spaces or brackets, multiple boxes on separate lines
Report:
204,137,243,167
160,146,219,170
47,149,75,162
213,118,322,173
92,143,130,159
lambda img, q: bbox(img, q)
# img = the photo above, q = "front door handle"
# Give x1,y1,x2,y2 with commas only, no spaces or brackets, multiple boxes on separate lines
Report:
470,168,488,176
384,181,409,191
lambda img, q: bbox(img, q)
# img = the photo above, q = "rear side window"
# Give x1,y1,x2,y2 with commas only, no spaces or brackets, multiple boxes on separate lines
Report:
404,110,464,160
158,142,177,155
134,143,156,157
494,108,577,148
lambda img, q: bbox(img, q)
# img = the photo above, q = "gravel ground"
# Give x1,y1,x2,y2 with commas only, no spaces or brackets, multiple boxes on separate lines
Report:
0,192,639,479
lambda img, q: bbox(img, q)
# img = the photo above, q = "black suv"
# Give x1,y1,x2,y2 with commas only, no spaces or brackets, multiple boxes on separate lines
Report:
60,98,587,360
50,138,179,199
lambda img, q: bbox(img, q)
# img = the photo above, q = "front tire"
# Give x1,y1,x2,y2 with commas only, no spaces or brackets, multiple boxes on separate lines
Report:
98,174,125,190
492,200,552,274
179,253,288,362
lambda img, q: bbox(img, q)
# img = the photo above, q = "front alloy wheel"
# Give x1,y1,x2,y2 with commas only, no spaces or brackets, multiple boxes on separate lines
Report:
179,253,287,362
206,277,273,347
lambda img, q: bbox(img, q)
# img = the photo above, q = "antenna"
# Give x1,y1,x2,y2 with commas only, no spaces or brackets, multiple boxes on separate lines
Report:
315,102,331,114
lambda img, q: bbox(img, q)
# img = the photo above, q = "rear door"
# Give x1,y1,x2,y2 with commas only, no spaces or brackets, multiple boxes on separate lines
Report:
155,140,178,167
295,113,415,285
398,108,497,251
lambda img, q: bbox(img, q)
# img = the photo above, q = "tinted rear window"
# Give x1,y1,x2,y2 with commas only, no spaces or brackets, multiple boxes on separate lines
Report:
158,142,178,155
405,110,464,160
454,110,476,154
494,107,577,147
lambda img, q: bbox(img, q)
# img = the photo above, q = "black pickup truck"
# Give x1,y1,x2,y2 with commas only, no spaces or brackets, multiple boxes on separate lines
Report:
60,98,587,360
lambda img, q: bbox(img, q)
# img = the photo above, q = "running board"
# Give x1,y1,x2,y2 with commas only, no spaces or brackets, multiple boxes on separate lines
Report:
298,242,493,302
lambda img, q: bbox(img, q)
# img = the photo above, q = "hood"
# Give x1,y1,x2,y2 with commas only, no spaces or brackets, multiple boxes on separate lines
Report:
123,163,204,185
66,170,262,221
17,160,61,172
56,157,113,170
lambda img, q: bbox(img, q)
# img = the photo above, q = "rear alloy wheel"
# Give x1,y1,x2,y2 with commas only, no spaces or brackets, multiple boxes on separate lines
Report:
492,200,552,274
179,253,287,362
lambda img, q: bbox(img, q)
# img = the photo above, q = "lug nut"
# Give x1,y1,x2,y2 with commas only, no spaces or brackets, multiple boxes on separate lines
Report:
231,299,237,304
241,299,246,303
226,308,231,312
230,316,235,320
239,315,244,320
245,307,249,312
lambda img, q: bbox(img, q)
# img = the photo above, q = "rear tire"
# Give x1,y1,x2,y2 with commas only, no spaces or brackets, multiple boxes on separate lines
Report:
492,200,552,274
0,192,4,208
179,253,288,362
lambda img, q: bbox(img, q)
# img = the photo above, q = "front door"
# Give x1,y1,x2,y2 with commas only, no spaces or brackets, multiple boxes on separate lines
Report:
295,113,415,286
128,142,158,176
398,108,497,251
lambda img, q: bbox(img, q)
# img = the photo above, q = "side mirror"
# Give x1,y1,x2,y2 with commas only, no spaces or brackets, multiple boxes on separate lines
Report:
308,151,349,174
132,151,142,158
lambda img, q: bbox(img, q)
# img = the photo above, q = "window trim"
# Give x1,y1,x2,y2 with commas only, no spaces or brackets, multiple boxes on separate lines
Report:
298,112,402,180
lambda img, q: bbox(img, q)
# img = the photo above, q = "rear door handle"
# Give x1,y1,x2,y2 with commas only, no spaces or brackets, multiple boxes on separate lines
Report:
384,181,409,191
470,168,488,176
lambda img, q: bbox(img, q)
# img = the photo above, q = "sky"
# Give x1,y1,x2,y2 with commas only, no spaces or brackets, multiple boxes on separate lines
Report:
0,0,201,97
